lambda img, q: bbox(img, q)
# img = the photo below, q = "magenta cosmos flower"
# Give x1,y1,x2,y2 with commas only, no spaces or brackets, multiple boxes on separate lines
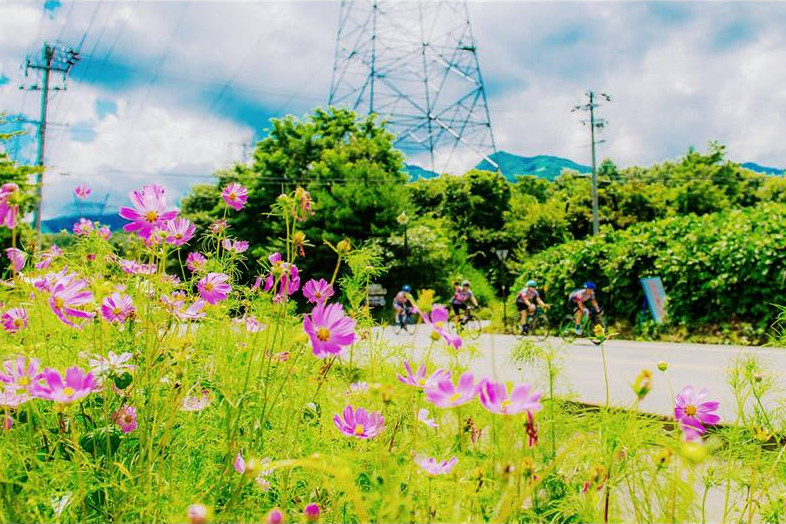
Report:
197,272,232,305
74,185,91,199
265,252,300,301
49,273,96,329
0,183,19,229
397,361,451,389
101,293,136,323
415,455,458,475
479,380,542,415
35,245,62,270
2,308,29,333
119,184,178,239
424,372,480,408
674,386,720,439
186,252,207,272
165,217,196,246
33,366,98,404
0,356,42,397
89,351,134,375
302,278,334,304
98,225,112,241
303,503,320,522
222,239,249,254
113,405,137,433
333,405,384,439
73,218,94,236
417,408,439,428
423,305,462,349
5,248,26,273
222,182,248,211
303,302,356,358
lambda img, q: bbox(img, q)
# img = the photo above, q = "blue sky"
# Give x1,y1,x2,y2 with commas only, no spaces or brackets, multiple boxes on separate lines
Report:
2,1,786,219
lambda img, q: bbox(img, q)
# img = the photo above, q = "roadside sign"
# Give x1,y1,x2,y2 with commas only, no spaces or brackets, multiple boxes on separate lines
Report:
640,276,668,324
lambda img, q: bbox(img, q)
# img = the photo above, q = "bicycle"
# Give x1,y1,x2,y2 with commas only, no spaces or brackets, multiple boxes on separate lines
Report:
515,306,551,341
559,307,607,345
454,306,482,340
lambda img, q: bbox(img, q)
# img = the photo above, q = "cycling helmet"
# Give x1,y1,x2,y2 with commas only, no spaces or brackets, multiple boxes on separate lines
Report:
526,280,538,287
402,285,412,293
461,280,471,286
584,281,596,290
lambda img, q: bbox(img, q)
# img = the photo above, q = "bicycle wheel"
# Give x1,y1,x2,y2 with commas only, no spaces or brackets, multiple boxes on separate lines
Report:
530,313,551,341
559,316,578,343
461,315,483,340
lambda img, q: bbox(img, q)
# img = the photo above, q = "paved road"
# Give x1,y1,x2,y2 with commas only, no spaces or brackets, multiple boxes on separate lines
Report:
379,327,786,421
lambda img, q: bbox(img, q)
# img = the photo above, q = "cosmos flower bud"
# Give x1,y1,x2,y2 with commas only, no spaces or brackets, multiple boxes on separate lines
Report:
304,503,320,522
187,504,208,524
336,239,352,254
266,508,284,524
657,361,668,372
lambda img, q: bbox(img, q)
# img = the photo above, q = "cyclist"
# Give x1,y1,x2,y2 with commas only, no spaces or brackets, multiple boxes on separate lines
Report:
393,285,415,332
516,280,548,334
451,280,479,325
570,281,602,335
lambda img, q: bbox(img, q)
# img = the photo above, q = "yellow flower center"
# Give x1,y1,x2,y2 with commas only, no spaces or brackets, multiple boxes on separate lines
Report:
228,192,237,201
175,233,182,239
500,400,511,413
685,405,697,417
145,211,158,223
316,327,331,341
418,378,426,386
449,392,462,403
354,424,365,436
435,321,445,329
18,376,30,386
204,283,214,292
122,414,133,424
54,297,64,309
13,319,22,327
63,387,75,398
112,307,122,315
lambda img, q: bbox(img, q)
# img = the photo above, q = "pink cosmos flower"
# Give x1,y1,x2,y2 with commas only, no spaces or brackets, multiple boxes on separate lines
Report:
478,380,542,415
72,218,94,236
266,508,284,524
97,225,112,240
176,299,208,321
333,405,384,439
210,219,228,235
222,182,248,211
303,504,320,523
222,238,249,254
119,184,179,239
113,405,137,433
74,185,91,199
303,302,356,358
397,361,451,389
2,308,29,333
5,248,26,273
349,382,369,394
101,293,136,323
197,272,232,305
264,252,300,301
422,305,462,349
0,390,26,408
181,390,211,411
235,314,262,333
32,366,98,404
0,357,42,397
415,455,458,475
165,217,195,246
187,504,208,524
234,451,273,490
674,386,720,439
34,245,62,270
302,278,334,304
186,252,207,272
424,372,480,408
89,351,134,375
417,408,439,428
119,259,157,275
0,183,19,229
49,273,96,329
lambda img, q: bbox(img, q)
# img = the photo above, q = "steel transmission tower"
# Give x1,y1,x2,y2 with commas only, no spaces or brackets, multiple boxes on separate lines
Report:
328,1,498,174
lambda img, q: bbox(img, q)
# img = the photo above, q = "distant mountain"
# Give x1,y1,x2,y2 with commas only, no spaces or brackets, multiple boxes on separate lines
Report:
404,164,440,181
476,151,591,182
741,162,784,176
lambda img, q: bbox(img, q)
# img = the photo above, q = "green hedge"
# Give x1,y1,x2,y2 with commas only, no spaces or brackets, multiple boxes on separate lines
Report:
513,203,786,330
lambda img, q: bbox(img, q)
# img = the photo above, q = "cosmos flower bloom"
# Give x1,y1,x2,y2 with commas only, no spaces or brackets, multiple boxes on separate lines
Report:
674,386,720,439
97,225,112,241
415,455,458,475
424,372,480,408
48,273,96,329
113,405,138,433
397,361,451,389
303,302,356,358
264,253,301,301
32,366,99,404
293,186,314,221
74,185,91,199
478,380,543,415
222,239,249,254
165,217,196,246
0,356,42,397
119,184,179,240
333,405,384,439
187,504,208,524
2,307,29,333
417,408,439,428
175,299,208,321
234,451,273,490
180,390,211,412
266,508,284,524
302,278,334,304
34,245,63,270
72,218,95,236
0,389,26,408
235,314,263,333
101,293,136,323
222,182,248,211
0,183,20,229
186,252,207,272
197,272,232,305
210,219,228,235
89,351,134,375
303,503,320,523
349,382,369,394
119,259,157,275
422,305,462,349
5,248,26,273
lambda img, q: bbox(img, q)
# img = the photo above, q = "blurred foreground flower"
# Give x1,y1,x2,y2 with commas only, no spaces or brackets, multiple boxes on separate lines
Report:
187,504,209,524
396,361,450,389
181,390,211,412
631,369,653,400
415,455,458,475
417,408,439,428
478,380,542,415
422,304,462,349
425,372,480,408
333,405,384,439
5,248,26,273
303,503,320,522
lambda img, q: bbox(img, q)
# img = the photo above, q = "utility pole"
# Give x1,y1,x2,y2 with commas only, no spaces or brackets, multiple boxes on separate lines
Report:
22,43,80,235
573,90,610,235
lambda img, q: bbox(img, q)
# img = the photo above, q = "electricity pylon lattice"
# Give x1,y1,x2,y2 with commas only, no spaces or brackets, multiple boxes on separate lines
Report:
328,0,497,174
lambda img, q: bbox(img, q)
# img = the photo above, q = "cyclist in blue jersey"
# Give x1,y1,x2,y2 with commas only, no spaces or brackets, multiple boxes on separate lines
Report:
569,281,602,335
